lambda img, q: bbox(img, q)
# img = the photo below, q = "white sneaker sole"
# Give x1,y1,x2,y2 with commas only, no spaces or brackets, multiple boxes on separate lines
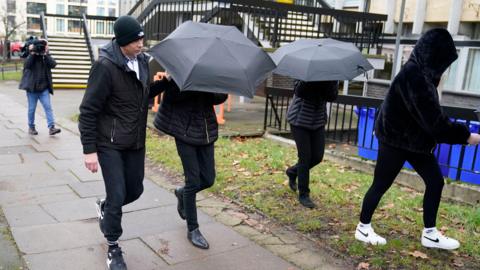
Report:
421,239,459,250
355,230,386,245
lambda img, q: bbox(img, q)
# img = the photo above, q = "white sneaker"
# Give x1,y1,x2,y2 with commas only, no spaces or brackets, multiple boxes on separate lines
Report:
421,228,460,250
355,223,387,245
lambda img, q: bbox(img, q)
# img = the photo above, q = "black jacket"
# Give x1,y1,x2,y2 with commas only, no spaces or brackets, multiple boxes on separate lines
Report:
153,79,228,146
375,28,470,154
78,40,163,154
287,80,338,130
19,54,56,94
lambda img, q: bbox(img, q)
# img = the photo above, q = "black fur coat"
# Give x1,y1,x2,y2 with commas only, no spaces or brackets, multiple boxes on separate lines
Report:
375,28,471,154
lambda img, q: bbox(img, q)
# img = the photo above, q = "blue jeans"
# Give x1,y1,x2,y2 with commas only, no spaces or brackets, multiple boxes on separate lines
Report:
26,89,55,128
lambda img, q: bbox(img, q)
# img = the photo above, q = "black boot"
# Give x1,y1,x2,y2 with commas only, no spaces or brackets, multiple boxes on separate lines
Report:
299,194,316,209
174,187,186,220
286,168,297,192
28,127,38,135
187,228,209,249
49,125,61,135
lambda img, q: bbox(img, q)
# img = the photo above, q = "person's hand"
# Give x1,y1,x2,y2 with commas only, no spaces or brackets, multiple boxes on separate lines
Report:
467,133,480,145
84,152,99,173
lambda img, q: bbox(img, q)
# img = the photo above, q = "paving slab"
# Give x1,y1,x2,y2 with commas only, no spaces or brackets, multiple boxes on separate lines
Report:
0,171,79,191
120,205,213,240
3,204,58,227
167,244,296,270
0,185,79,206
11,220,104,254
0,162,53,176
142,221,251,265
68,180,105,198
41,197,98,222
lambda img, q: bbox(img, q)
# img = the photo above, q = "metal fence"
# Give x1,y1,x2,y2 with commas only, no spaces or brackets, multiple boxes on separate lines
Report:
129,0,386,52
264,87,480,183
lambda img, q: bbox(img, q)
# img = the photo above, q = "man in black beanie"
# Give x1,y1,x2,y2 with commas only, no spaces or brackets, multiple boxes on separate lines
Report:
78,15,165,270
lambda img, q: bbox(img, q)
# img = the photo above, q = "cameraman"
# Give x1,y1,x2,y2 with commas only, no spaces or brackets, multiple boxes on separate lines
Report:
19,38,61,135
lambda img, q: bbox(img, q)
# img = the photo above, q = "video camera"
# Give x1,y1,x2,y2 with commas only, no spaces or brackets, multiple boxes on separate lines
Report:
20,36,47,58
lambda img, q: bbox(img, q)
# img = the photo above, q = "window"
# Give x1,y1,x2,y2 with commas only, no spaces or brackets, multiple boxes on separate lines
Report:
7,0,16,13
7,16,16,28
97,7,105,16
68,5,87,16
27,2,47,15
107,22,113,35
68,20,81,32
27,17,41,30
463,49,480,94
108,8,116,17
442,51,460,91
56,4,65,15
96,21,105,34
56,18,65,32
109,0,117,5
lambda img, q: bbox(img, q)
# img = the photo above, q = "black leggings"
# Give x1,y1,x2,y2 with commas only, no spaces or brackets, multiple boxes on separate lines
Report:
360,143,445,228
175,139,215,231
288,125,325,196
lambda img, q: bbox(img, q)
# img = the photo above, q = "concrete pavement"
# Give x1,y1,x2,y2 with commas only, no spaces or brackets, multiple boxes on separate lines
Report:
0,83,296,270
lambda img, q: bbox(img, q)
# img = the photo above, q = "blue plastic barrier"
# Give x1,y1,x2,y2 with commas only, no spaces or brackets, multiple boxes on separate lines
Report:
448,121,480,184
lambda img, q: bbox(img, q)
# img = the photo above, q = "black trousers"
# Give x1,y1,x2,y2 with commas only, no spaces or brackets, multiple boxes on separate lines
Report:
175,139,215,231
359,143,445,228
97,147,145,242
288,125,325,196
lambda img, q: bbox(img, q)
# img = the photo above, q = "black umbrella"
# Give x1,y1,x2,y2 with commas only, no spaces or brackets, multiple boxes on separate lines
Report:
148,21,275,98
271,38,374,81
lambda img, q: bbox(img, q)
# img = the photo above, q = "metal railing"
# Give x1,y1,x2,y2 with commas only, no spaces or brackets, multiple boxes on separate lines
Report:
264,87,480,183
128,0,386,51
81,14,95,64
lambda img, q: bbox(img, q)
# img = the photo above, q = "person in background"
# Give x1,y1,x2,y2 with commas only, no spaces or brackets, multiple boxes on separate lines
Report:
355,28,480,250
19,38,61,136
285,80,338,208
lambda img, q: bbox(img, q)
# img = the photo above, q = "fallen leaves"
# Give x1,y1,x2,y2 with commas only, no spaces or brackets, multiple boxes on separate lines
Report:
409,250,428,259
356,262,370,270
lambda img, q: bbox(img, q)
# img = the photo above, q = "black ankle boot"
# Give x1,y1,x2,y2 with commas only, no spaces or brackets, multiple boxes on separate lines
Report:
299,194,316,209
28,127,38,135
286,168,297,192
174,187,186,220
187,228,209,249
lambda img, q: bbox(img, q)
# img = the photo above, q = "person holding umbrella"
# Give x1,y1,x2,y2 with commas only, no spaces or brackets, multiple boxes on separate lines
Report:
271,38,373,208
354,29,480,249
285,80,338,208
148,21,275,249
154,76,227,249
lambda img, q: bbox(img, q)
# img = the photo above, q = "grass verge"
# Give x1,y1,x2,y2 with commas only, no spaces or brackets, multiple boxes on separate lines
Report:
146,130,480,269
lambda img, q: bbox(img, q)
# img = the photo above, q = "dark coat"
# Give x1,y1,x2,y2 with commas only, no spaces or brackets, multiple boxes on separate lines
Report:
19,54,56,94
153,79,228,146
78,40,164,154
375,28,470,154
287,80,338,130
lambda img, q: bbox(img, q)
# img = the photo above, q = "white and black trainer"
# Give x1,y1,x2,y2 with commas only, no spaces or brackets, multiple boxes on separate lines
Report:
354,223,387,245
421,228,460,250
95,198,105,234
107,246,127,270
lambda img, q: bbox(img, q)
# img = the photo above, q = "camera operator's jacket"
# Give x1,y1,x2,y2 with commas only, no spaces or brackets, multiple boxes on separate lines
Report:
19,54,56,94
78,40,164,154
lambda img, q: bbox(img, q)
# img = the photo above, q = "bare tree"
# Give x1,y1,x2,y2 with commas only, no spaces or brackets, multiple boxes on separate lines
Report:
1,5,25,62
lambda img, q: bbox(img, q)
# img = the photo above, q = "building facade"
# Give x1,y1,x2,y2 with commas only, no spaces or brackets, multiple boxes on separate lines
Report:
0,0,119,40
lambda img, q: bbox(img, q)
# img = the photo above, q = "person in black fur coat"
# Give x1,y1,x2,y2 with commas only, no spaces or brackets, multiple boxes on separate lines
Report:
153,76,227,250
354,28,480,250
285,80,338,208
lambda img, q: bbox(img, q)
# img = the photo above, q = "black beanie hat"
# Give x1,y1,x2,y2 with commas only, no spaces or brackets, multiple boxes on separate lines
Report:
114,15,144,46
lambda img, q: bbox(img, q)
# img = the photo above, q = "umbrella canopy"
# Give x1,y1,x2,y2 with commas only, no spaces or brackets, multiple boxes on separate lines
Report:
148,21,275,98
271,38,374,82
